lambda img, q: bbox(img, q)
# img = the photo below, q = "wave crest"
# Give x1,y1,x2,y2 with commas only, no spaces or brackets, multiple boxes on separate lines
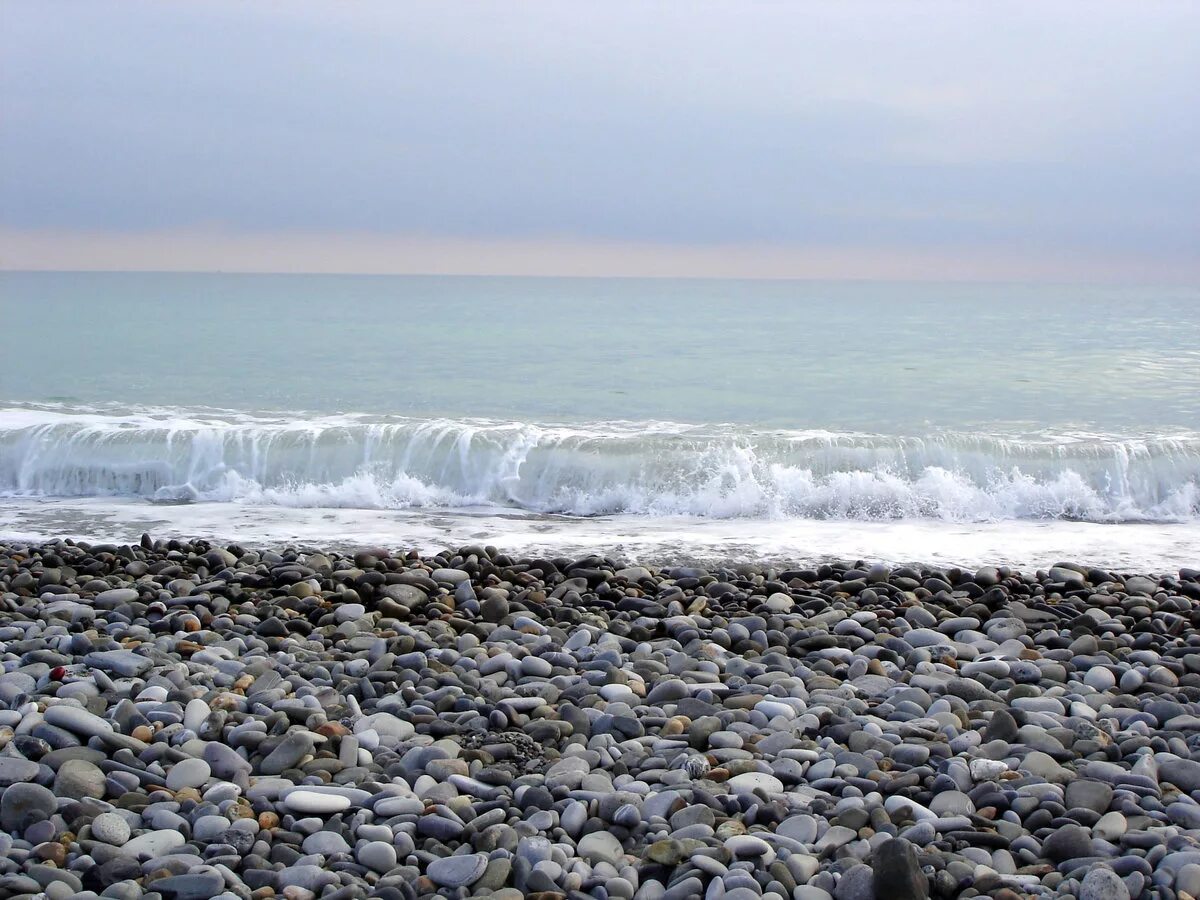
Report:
2,406,1198,522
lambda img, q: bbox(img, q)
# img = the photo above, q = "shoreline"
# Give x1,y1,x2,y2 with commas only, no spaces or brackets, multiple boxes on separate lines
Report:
3,498,1199,575
2,536,1198,899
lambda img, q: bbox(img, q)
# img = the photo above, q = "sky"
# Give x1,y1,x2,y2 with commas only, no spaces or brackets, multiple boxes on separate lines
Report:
1,1,1198,280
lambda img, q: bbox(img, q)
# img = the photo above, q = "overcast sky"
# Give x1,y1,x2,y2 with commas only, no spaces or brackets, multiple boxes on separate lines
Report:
2,1,1198,279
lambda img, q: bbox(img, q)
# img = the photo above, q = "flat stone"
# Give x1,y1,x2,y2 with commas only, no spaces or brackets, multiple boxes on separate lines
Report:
0,759,40,787
259,733,314,774
1,782,57,831
54,759,105,800
577,830,624,864
84,650,153,677
148,872,226,900
427,853,487,888
726,772,784,797
282,790,351,815
357,840,397,873
90,812,131,845
120,829,187,858
165,758,210,791
1160,757,1200,793
1066,780,1113,814
302,830,351,855
43,705,113,738
1042,824,1092,861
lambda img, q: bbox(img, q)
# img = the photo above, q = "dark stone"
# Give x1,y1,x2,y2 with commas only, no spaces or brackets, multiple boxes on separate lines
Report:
871,838,927,900
983,709,1020,743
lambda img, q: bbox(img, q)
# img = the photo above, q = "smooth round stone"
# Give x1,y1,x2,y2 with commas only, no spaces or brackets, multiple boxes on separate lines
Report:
183,699,211,732
335,602,367,623
1176,864,1200,897
1066,780,1113,814
1094,812,1128,841
0,782,57,831
283,791,351,815
1080,867,1130,900
725,835,771,857
726,773,784,797
1084,667,1117,691
166,758,211,791
929,791,974,816
54,759,106,800
709,731,743,749
357,840,397,873
120,829,186,858
1042,824,1092,861
302,831,350,855
427,853,487,888
518,655,553,678
43,705,113,738
90,812,131,846
764,593,794,613
192,815,233,842
834,864,874,900
756,700,798,720
577,830,624,865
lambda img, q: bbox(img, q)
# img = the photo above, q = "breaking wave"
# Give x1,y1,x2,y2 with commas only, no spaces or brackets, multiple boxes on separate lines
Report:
2,405,1198,523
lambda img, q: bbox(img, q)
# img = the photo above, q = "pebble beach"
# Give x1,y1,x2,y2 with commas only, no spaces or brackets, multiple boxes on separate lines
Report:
2,537,1200,900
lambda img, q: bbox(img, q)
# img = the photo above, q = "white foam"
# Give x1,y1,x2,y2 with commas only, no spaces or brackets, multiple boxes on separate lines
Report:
1,404,1198,523
1,496,1196,573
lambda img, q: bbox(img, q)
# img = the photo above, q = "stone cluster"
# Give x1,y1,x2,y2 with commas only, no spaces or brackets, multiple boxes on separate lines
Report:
2,537,1200,900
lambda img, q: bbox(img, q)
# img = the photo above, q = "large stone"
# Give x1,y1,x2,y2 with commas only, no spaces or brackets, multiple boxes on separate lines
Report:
43,705,113,738
302,830,351,855
1066,780,1113,814
149,872,227,900
726,772,784,797
83,650,153,677
0,759,40,787
1160,757,1200,793
90,812,131,846
203,742,253,779
1079,867,1130,900
577,830,624,865
835,864,875,900
54,759,105,800
1,783,57,832
258,733,315,774
1042,824,1092,862
120,829,186,859
871,839,927,900
982,709,1019,743
282,790,351,815
165,758,210,791
427,853,487,888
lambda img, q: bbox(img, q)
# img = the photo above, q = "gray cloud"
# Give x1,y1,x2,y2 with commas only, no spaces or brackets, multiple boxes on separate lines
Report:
1,0,1198,276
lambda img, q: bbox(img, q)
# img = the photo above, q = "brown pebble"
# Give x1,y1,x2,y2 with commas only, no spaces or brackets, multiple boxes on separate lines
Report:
258,811,280,829
34,842,65,865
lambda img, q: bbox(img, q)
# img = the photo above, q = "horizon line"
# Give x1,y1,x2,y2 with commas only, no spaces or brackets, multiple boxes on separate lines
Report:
2,228,1197,285
3,268,1197,290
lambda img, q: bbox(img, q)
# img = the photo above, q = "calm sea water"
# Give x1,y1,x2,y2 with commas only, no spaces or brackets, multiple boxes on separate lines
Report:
2,271,1198,569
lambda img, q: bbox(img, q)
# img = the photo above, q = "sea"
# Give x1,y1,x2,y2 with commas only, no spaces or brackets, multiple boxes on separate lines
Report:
2,271,1198,571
